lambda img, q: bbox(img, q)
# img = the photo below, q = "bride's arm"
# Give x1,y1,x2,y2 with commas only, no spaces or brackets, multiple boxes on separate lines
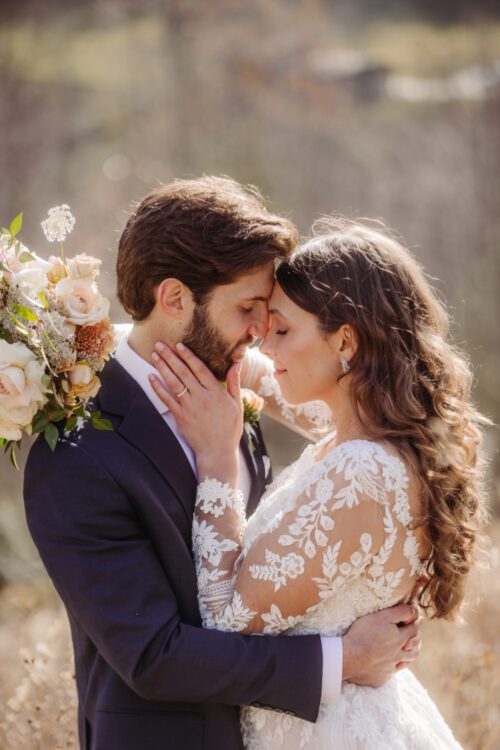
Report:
149,343,423,686
241,347,333,442
194,443,422,634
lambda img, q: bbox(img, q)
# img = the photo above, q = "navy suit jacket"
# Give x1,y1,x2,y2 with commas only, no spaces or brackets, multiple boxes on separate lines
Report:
24,357,322,750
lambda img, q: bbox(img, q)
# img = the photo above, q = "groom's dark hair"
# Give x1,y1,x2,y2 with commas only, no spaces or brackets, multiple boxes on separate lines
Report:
117,175,298,321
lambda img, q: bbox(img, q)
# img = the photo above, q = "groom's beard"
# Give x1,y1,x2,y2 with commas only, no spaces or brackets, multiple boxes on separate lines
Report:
182,304,253,381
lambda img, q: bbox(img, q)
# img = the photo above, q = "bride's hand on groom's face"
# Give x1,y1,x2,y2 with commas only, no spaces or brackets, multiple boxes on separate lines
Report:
149,341,244,477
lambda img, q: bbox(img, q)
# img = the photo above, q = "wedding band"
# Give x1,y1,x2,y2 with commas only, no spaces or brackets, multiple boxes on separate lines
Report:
176,386,189,398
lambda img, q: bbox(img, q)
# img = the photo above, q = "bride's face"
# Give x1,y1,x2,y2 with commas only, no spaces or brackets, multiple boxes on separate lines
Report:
260,283,340,404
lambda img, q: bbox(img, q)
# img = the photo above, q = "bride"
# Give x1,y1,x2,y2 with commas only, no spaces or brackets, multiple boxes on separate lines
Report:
149,218,486,749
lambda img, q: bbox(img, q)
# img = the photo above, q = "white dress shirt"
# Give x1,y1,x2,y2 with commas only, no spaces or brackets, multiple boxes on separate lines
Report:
113,329,342,705
114,335,252,504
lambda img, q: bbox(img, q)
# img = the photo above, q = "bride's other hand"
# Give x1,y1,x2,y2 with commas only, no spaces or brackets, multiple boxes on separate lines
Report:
149,341,243,481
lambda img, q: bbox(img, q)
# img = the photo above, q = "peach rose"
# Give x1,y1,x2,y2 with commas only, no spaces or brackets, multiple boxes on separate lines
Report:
47,256,68,284
241,388,264,413
66,363,101,400
67,253,102,282
56,278,110,326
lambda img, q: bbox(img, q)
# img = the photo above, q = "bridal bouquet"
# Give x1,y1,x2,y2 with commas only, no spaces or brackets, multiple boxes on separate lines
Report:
0,206,114,468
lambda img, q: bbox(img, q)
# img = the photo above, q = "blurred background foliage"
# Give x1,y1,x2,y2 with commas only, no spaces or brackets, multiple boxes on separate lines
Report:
0,1,499,747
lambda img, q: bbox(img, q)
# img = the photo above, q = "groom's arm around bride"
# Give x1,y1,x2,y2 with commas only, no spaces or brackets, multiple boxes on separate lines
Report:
24,404,419,750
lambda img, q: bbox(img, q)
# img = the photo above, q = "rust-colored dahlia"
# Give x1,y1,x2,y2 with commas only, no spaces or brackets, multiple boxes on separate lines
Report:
75,319,115,366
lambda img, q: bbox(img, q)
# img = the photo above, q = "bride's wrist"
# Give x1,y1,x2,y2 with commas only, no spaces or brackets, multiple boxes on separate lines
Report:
196,450,239,486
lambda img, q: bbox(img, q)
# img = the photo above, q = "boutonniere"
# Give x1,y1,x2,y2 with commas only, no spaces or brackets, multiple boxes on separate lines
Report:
241,388,264,452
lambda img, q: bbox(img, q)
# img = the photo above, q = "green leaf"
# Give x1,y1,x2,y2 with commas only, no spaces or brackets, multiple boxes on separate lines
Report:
64,415,78,432
12,304,39,323
92,414,113,431
19,251,36,263
38,290,49,309
0,261,11,274
41,373,51,388
10,445,19,470
9,212,23,237
49,409,67,422
7,310,28,333
32,411,50,433
0,438,6,446
44,423,59,452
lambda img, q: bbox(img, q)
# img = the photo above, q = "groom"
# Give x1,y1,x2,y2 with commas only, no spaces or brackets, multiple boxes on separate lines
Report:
24,176,420,750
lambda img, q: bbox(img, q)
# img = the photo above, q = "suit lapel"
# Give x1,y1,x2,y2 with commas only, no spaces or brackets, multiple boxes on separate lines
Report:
97,358,197,524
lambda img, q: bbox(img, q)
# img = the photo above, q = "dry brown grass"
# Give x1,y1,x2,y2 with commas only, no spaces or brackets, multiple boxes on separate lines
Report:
0,525,498,750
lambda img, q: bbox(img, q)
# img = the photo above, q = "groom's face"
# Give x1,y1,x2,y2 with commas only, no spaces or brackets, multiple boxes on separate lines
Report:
182,263,275,380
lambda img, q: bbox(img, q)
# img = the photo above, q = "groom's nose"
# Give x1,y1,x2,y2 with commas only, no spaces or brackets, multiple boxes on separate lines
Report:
248,308,270,339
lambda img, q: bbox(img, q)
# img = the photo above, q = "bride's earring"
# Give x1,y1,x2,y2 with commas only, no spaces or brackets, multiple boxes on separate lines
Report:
340,357,350,375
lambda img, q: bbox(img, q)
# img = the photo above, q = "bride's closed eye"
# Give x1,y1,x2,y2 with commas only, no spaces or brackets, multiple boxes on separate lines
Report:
275,329,288,336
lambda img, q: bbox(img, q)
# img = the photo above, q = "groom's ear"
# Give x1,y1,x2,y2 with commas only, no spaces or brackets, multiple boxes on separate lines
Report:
156,278,194,320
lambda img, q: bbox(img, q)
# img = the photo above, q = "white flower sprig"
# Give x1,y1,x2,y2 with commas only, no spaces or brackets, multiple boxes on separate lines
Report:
0,208,113,468
41,204,76,243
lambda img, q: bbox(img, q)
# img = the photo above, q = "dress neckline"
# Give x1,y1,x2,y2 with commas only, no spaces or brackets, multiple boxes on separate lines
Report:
311,434,382,465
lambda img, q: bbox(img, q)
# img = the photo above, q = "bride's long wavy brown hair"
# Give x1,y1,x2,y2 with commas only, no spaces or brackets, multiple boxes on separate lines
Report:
276,218,489,619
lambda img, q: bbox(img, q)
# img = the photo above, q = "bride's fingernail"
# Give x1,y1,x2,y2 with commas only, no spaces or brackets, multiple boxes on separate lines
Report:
152,352,159,361
176,342,185,352
156,341,166,350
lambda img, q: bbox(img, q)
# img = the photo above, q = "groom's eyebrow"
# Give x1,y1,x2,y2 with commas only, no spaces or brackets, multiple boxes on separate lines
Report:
243,295,269,302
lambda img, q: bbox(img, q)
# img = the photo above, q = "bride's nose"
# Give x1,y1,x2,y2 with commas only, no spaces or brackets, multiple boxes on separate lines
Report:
259,332,274,359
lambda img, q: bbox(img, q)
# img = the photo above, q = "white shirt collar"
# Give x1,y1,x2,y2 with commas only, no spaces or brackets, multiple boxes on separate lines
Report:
114,335,170,415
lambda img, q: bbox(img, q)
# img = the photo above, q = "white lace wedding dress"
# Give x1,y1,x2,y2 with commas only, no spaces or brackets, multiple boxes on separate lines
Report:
193,348,463,749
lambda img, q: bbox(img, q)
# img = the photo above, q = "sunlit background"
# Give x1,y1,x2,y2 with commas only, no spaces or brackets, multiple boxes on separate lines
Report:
0,1,499,748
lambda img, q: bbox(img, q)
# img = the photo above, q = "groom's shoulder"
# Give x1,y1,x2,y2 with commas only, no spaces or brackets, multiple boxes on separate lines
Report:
25,402,122,480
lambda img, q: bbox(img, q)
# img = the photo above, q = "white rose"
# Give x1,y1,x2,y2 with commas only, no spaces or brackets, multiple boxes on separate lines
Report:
67,253,101,282
56,278,110,326
0,235,26,274
0,340,48,440
11,253,53,294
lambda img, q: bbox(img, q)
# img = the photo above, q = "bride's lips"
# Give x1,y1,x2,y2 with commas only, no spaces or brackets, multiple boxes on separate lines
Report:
274,368,287,376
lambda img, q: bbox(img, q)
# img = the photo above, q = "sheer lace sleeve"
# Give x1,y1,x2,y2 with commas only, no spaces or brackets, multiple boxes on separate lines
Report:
240,347,333,440
193,440,423,634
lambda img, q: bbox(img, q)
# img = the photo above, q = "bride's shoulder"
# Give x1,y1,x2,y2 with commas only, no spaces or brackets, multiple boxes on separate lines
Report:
318,438,411,487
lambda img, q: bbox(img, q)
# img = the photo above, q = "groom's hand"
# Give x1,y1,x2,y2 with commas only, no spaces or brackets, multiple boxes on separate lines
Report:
341,603,422,688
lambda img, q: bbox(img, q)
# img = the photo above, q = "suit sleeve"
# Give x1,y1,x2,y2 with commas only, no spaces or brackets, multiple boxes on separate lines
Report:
23,435,322,721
